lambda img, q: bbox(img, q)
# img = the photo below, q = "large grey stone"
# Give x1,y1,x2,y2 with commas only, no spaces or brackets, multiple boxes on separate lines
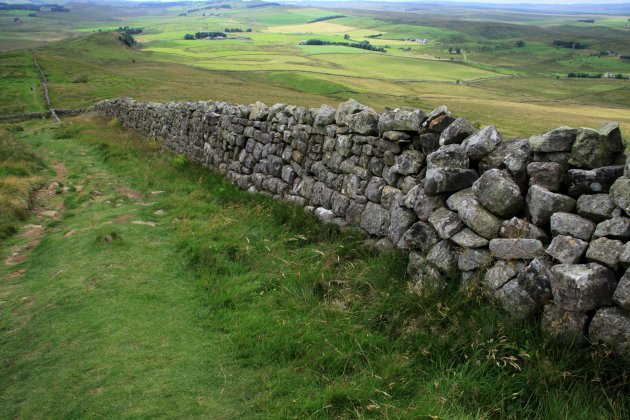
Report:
314,104,336,125
499,217,549,242
335,99,366,126
388,205,417,244
620,242,630,269
461,125,502,160
528,126,577,153
365,177,386,203
360,202,390,236
549,212,596,241
418,133,440,156
478,137,528,174
472,169,523,218
546,235,588,264
348,108,379,135
451,228,489,248
489,238,544,260
551,263,617,311
426,144,469,169
496,279,537,319
378,108,425,133
586,237,624,270
426,240,460,278
459,198,503,240
429,207,464,239
458,248,492,272
407,251,447,294
541,304,587,343
564,166,624,197
397,221,439,252
613,269,630,310
381,186,402,209
610,176,630,216
483,260,525,291
527,162,563,192
516,257,553,305
576,194,616,222
501,138,532,191
569,123,624,169
589,307,630,359
249,101,269,121
394,150,425,175
526,185,576,226
594,217,630,241
405,184,445,221
424,168,478,196
439,117,476,146
446,188,474,212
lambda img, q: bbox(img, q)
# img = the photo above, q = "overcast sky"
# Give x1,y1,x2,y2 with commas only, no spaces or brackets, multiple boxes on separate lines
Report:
286,0,630,3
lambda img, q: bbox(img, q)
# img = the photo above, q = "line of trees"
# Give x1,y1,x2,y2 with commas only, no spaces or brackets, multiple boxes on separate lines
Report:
308,15,346,23
553,40,587,49
118,26,142,35
303,39,385,52
185,32,227,40
567,72,601,78
225,28,252,33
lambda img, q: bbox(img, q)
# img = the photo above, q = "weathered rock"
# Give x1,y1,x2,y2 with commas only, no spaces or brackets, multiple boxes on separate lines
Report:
314,207,336,223
446,188,474,212
394,150,425,175
610,176,630,216
526,185,576,226
569,123,624,169
586,237,624,270
314,104,336,125
564,166,624,197
459,198,503,239
312,182,334,208
501,138,532,191
360,202,390,236
388,205,417,244
348,108,379,135
407,251,447,293
576,194,616,222
380,186,402,209
483,260,525,291
478,137,528,175
439,117,476,146
620,242,630,269
527,162,563,192
426,144,469,169
489,238,544,260
378,108,425,133
516,257,553,305
500,217,549,242
418,133,440,156
426,240,460,278
589,306,630,358
496,279,537,319
397,221,439,252
528,127,577,153
249,101,269,121
613,269,630,310
458,248,492,272
429,207,464,239
546,235,589,264
451,228,489,248
472,169,524,218
405,184,445,221
541,304,587,343
551,263,617,311
461,125,502,160
424,168,478,196
374,237,395,252
335,98,366,126
594,217,630,241
549,212,596,241
365,177,386,203
382,131,409,142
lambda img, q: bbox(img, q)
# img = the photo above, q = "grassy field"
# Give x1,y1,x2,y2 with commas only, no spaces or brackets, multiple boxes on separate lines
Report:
1,115,629,418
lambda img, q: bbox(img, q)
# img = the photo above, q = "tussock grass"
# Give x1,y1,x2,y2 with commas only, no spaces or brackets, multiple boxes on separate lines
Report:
1,116,628,417
0,129,45,239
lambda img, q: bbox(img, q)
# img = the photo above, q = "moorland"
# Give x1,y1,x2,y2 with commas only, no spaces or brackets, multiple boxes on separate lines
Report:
1,1,630,418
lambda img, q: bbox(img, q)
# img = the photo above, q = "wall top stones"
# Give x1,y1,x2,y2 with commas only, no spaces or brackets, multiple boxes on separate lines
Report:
92,97,630,358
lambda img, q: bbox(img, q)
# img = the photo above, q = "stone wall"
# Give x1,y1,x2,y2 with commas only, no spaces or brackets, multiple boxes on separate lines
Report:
92,97,630,357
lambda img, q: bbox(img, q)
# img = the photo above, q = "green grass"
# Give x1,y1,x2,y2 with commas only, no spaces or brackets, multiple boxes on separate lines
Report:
0,127,46,240
1,116,630,417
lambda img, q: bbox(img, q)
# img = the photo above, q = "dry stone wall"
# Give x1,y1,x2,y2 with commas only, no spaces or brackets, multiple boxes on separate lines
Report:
93,97,630,357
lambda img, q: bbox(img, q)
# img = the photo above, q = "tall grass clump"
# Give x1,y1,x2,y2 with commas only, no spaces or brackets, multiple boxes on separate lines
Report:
0,128,45,239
